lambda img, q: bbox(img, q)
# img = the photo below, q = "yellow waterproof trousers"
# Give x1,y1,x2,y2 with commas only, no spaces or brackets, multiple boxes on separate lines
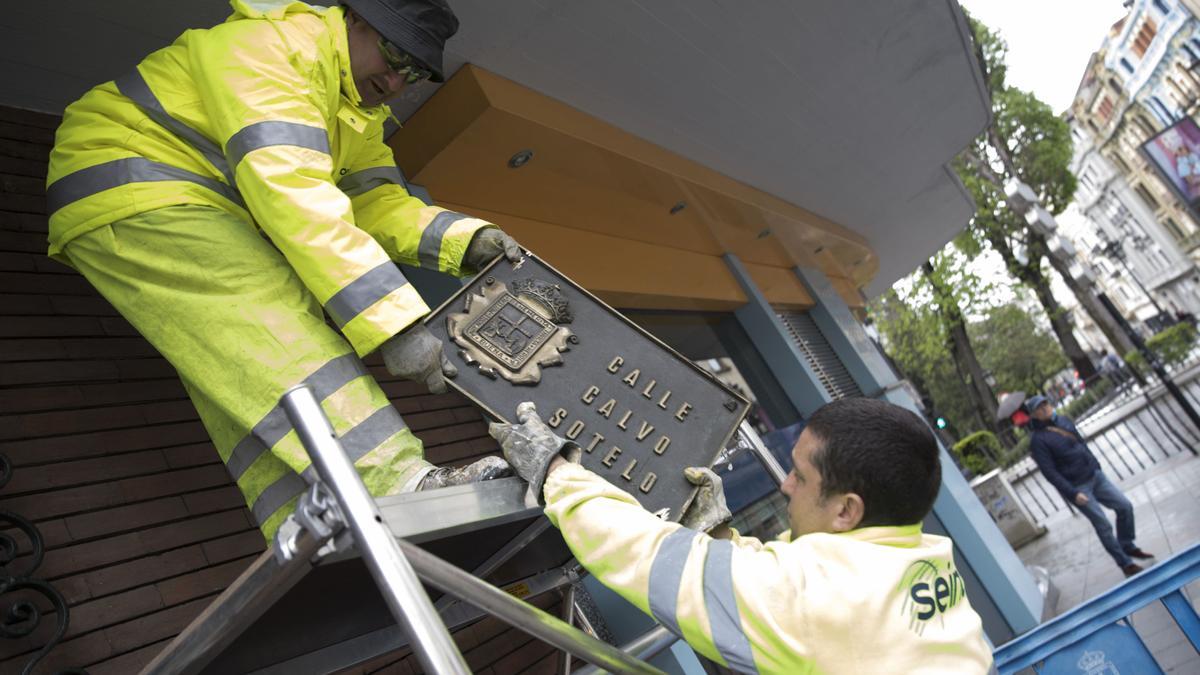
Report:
65,205,432,540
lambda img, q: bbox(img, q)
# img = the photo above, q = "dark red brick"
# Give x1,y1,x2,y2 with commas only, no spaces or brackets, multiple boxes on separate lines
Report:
0,155,47,179
182,485,244,515
0,107,60,129
0,250,35,271
87,637,173,675
0,229,45,252
67,585,165,639
0,192,45,213
0,138,53,162
5,420,209,465
0,172,45,196
201,529,265,564
41,510,249,578
0,399,194,441
5,449,168,494
65,496,190,541
3,480,124,521
119,464,232,502
0,358,119,387
103,596,214,653
0,121,56,145
80,546,207,598
1,630,112,674
163,443,220,469
0,315,106,337
156,555,255,605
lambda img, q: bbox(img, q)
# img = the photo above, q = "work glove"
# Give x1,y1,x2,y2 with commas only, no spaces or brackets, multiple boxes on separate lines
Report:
680,467,732,533
463,228,522,272
488,402,580,504
380,324,457,394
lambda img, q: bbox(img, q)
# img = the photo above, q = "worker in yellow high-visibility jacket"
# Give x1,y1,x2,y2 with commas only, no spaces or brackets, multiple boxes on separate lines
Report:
46,0,518,540
491,398,993,674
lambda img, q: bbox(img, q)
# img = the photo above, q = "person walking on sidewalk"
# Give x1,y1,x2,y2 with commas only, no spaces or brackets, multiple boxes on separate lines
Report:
1027,395,1154,577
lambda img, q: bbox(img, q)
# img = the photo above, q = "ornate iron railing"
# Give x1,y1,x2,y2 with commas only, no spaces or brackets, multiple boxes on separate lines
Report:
1,454,86,675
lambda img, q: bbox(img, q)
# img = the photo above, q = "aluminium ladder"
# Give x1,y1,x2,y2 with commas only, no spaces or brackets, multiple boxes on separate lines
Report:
139,385,785,674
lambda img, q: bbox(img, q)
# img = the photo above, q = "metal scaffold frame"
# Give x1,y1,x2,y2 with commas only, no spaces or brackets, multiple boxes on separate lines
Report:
139,387,785,675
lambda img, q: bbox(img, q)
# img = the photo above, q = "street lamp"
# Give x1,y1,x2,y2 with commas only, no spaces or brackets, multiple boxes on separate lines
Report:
1091,232,1167,317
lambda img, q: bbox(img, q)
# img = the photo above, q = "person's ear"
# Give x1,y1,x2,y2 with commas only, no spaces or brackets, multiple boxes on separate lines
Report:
829,493,865,533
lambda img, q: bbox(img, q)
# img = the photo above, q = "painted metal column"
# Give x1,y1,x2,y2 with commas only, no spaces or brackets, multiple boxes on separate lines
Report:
724,254,832,416
793,265,1041,638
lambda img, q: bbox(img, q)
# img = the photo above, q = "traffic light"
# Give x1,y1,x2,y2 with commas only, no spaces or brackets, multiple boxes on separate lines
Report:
936,417,947,429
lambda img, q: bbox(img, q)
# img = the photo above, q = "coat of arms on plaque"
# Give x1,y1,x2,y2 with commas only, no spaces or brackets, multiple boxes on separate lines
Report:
446,276,576,384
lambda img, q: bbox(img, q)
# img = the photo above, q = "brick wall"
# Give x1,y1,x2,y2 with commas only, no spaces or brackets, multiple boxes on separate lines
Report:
0,105,562,674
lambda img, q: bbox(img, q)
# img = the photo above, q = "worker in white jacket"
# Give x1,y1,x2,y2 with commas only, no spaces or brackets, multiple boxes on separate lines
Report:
490,397,993,674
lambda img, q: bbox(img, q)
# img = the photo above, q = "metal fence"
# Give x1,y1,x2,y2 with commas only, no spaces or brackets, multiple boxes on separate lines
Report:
1001,354,1200,522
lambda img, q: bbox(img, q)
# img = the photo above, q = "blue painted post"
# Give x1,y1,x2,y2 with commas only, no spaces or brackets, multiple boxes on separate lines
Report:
791,265,1041,638
723,254,832,416
1161,590,1200,652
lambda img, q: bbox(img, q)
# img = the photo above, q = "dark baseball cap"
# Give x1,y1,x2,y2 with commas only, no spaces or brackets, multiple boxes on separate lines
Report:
343,0,459,82
1025,394,1049,412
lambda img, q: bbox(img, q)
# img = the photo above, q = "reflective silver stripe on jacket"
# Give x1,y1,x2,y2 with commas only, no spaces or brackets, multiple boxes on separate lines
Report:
702,540,758,673
250,405,410,525
418,211,469,271
114,69,237,186
225,353,368,481
647,527,698,638
225,120,331,171
323,262,411,329
338,166,407,196
46,157,246,215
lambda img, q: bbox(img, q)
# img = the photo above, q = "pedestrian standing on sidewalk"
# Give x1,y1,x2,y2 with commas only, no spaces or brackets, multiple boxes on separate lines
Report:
1026,395,1154,577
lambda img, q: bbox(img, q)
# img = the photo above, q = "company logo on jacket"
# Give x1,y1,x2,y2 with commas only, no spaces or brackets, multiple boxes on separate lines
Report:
899,559,967,634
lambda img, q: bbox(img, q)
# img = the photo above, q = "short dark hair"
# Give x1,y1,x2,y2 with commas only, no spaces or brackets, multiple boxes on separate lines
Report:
805,398,941,527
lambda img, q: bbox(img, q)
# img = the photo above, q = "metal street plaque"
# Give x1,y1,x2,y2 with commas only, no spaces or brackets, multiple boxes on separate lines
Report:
424,252,750,521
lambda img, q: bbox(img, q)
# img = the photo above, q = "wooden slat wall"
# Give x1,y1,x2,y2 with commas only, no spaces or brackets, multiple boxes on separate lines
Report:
0,105,561,674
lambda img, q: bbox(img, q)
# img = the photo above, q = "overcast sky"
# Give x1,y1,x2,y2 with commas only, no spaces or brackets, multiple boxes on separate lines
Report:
957,0,1131,113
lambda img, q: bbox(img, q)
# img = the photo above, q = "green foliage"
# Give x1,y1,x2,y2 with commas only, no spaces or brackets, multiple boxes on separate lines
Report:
1124,348,1145,374
967,304,1069,395
953,431,1003,474
1124,322,1198,373
869,288,985,435
1007,431,1032,467
873,288,984,432
965,9,1007,92
1148,322,1197,365
1059,377,1114,420
991,88,1078,214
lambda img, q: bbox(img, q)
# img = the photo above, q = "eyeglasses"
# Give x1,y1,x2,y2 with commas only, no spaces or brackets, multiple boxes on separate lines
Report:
376,39,433,84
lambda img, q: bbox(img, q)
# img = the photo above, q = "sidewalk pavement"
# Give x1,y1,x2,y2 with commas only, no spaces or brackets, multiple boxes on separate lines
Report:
1014,451,1200,673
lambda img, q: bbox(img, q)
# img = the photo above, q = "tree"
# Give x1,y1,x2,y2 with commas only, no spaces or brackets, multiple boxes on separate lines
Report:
957,16,1106,380
872,244,1011,437
968,302,1069,396
920,249,999,432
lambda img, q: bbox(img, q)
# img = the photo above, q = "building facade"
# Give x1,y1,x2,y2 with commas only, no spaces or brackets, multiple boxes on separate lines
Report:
1069,0,1200,330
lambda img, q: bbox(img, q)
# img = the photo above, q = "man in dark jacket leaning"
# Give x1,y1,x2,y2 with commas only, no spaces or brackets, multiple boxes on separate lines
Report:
1027,395,1153,576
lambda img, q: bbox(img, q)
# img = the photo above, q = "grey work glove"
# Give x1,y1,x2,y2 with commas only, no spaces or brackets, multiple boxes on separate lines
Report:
379,324,457,394
488,402,580,504
463,228,522,272
680,467,732,533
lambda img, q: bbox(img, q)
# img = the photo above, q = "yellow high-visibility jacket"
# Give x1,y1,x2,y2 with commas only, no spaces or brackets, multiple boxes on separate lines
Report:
47,0,492,357
544,463,994,674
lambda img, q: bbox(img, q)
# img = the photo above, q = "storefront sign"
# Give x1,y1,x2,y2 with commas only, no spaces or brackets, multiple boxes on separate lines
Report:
425,253,749,520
